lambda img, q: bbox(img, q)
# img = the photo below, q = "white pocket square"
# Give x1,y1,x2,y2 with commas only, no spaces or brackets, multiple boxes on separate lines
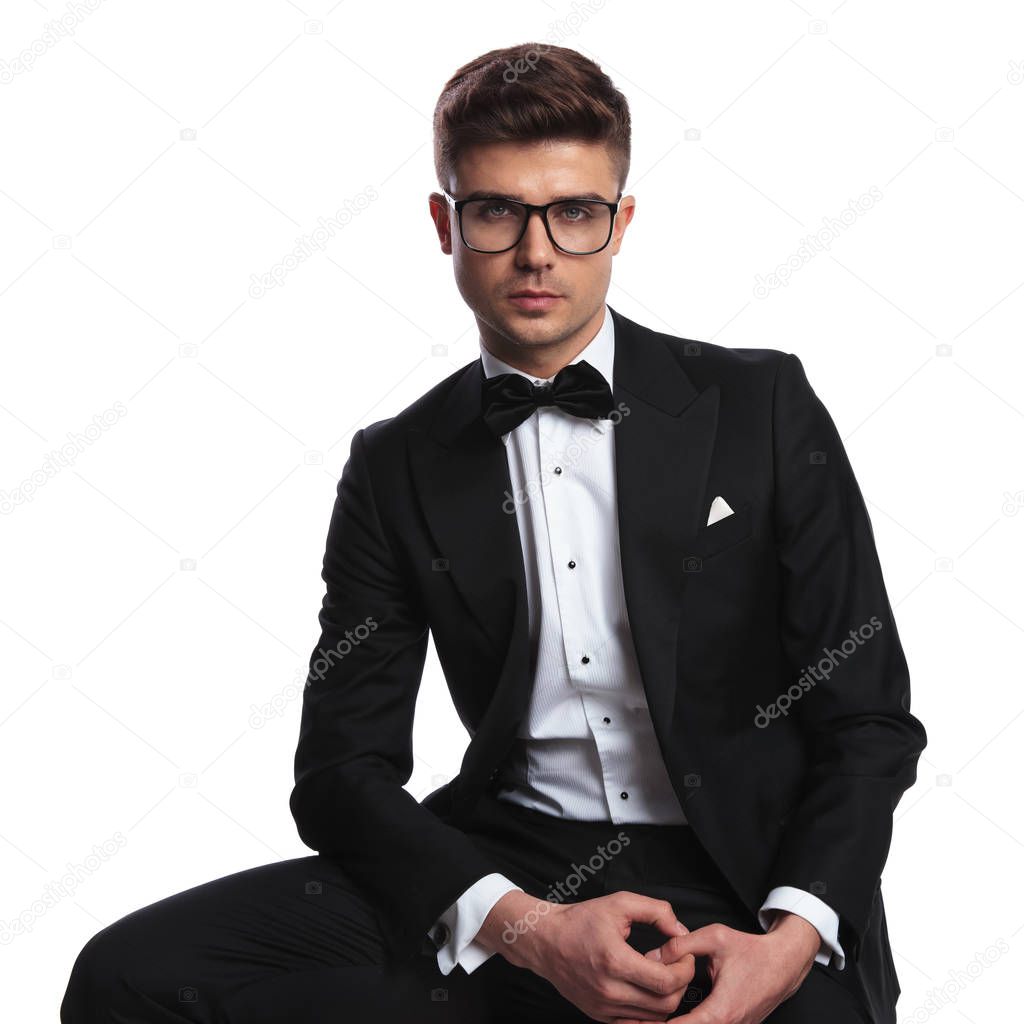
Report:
706,495,734,526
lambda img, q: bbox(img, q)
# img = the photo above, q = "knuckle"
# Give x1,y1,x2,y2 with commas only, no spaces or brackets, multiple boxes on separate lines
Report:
649,971,672,996
642,970,665,995
611,951,631,977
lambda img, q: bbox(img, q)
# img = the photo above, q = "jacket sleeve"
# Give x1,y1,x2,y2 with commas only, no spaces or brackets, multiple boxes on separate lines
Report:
764,352,927,964
289,426,506,962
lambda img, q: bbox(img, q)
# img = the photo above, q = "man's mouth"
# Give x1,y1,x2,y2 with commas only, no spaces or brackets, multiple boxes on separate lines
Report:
508,290,562,310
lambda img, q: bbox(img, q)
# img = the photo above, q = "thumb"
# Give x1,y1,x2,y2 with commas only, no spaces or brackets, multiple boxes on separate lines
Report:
647,937,697,966
611,891,688,940
658,923,723,960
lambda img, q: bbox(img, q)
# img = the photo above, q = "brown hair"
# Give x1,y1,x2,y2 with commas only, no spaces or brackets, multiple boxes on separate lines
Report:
432,43,631,194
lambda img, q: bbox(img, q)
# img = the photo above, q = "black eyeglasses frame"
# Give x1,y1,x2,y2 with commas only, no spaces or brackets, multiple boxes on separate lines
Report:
440,188,623,255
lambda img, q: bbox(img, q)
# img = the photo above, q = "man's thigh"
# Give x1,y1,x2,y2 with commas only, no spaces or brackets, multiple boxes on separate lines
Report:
59,854,467,1023
765,964,873,1024
59,845,588,1024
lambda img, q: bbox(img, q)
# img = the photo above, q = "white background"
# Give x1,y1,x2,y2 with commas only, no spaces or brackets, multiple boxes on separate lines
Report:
1,1,1022,1021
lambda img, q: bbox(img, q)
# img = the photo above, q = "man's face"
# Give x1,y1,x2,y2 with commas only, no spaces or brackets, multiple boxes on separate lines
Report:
429,139,635,366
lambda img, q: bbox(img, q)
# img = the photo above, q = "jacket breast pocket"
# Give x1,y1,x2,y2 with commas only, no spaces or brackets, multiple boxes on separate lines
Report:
694,500,753,562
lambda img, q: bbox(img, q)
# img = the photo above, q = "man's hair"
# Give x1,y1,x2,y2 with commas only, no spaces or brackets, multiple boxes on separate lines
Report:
432,43,631,195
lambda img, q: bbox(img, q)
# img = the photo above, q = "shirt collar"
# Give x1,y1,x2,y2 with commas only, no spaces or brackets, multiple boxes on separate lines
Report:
478,305,614,445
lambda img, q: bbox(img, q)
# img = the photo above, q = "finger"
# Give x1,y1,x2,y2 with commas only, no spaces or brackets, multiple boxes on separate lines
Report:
608,1013,671,1024
606,1008,675,1024
615,997,722,1024
611,891,689,940
596,978,684,1021
596,947,696,1017
613,942,696,996
654,923,724,961
646,941,696,977
612,1014,690,1024
610,1001,691,1024
646,933,699,966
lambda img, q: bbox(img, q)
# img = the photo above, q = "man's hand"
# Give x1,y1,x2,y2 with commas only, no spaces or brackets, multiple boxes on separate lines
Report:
475,889,698,1022
612,910,823,1024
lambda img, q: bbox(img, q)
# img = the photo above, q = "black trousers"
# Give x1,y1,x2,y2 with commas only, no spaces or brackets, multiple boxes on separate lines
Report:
60,791,872,1022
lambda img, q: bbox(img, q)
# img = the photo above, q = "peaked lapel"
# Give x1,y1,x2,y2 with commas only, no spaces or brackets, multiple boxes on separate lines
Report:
611,308,721,742
407,305,721,805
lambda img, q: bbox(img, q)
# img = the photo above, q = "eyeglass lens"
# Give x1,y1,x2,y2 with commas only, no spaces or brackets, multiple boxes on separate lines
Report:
460,199,613,254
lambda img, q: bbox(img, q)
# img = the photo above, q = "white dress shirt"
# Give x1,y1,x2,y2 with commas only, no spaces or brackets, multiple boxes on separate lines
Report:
428,304,845,976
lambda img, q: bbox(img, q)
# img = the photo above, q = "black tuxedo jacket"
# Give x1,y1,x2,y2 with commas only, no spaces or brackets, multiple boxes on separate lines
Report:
289,305,926,1022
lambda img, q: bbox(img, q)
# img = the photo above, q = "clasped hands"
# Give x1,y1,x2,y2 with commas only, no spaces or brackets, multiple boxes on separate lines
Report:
478,889,821,1024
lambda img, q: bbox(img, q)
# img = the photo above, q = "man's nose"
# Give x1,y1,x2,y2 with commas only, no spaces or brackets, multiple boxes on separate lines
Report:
515,209,556,265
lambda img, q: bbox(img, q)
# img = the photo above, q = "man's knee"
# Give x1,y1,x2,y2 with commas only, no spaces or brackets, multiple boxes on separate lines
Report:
58,856,422,1022
61,898,215,1022
61,917,143,1022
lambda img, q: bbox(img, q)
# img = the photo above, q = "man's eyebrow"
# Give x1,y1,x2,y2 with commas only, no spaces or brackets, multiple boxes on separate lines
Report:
461,189,613,203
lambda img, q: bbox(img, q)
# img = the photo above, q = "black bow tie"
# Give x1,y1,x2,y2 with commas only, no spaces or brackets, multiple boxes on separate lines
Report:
481,359,614,437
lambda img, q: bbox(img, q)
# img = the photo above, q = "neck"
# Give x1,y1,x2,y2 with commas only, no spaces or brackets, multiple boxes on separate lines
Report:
480,304,606,379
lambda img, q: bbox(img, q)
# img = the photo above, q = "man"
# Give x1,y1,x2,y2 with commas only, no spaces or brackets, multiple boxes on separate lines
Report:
61,43,925,1024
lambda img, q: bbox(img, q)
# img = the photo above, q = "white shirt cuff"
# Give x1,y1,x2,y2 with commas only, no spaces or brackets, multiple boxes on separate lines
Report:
428,873,523,976
758,885,846,971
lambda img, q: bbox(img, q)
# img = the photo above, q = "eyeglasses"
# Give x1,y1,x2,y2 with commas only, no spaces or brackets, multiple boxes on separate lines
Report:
441,188,622,255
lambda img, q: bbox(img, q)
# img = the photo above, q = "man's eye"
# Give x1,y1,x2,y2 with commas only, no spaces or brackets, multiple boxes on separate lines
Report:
558,205,593,221
482,203,511,217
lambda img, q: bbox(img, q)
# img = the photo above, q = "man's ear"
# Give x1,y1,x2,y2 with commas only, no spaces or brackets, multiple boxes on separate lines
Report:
609,195,636,255
428,193,453,254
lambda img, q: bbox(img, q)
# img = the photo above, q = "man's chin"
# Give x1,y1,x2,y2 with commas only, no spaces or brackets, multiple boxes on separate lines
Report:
499,320,567,348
